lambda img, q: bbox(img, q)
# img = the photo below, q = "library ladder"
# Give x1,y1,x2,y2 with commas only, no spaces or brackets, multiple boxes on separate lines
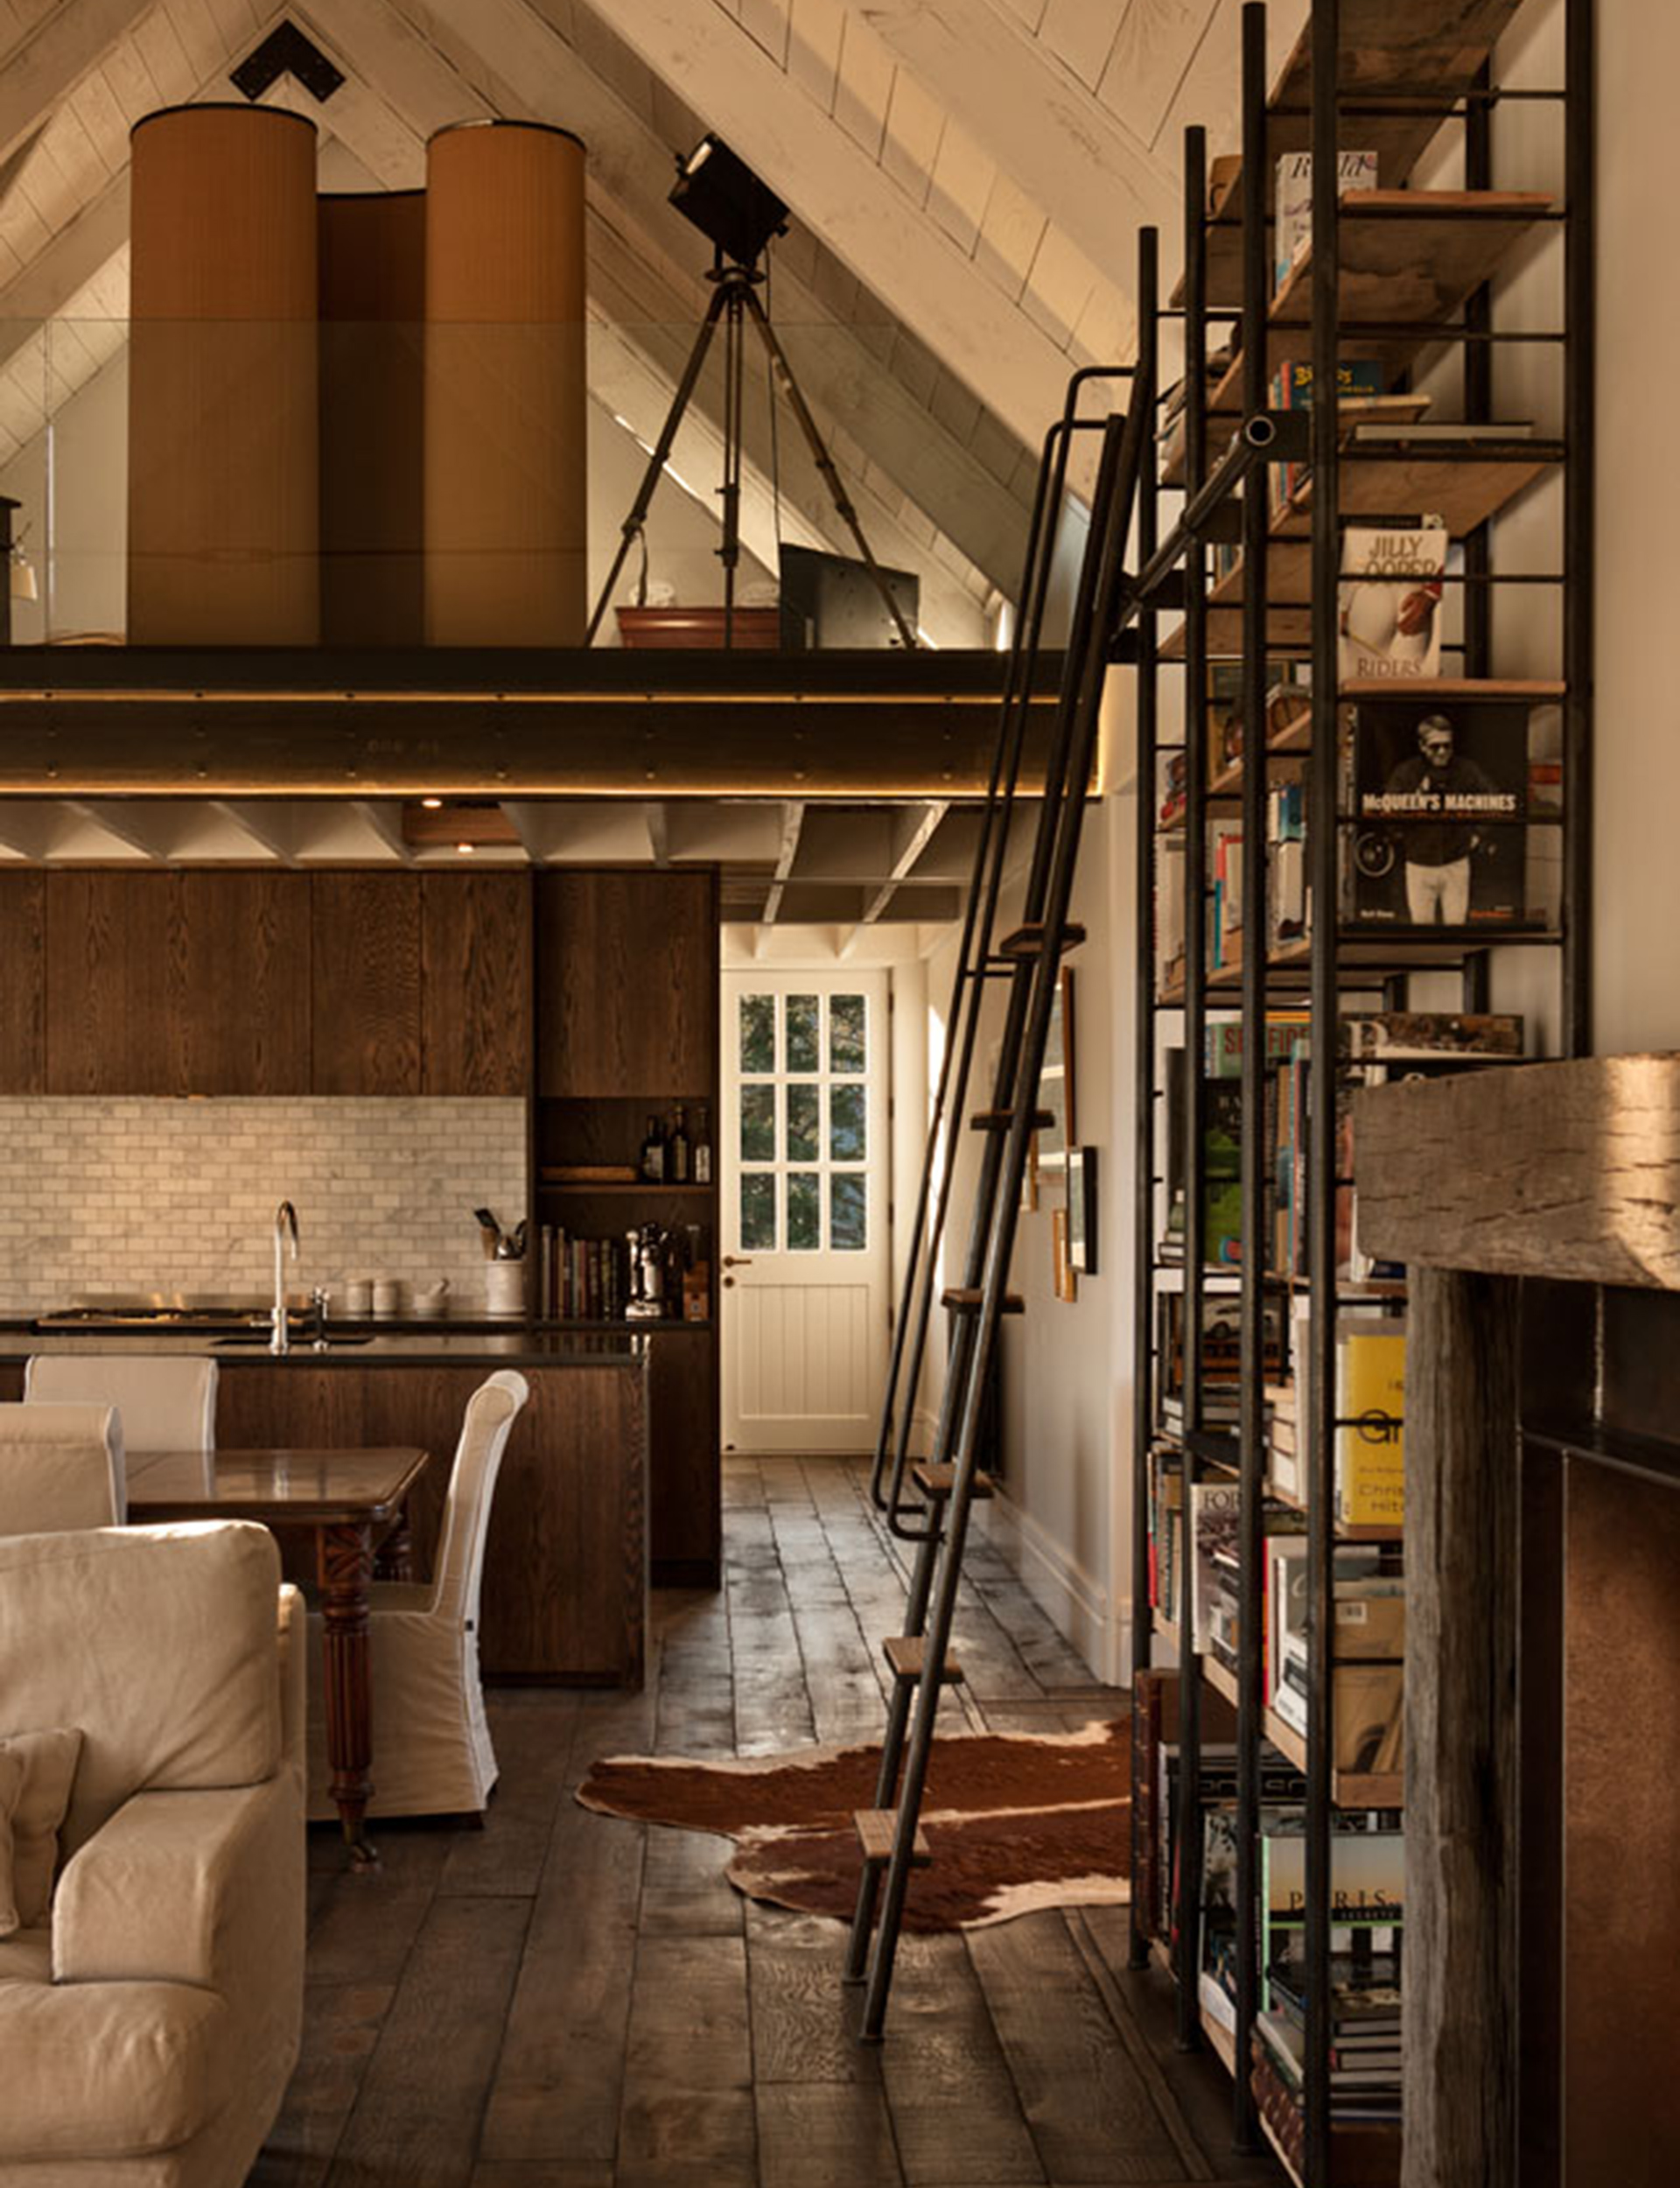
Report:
844,263,1156,2039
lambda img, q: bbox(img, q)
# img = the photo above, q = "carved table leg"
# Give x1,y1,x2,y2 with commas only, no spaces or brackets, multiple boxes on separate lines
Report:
374,1504,414,1583
318,1519,379,1866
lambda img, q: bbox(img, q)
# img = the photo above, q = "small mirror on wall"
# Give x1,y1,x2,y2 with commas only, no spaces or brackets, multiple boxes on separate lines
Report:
1037,969,1076,1174
1068,1145,1097,1274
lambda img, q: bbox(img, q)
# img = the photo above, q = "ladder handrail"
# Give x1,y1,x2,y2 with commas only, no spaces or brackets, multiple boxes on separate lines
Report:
865,366,1132,1536
855,302,1156,2037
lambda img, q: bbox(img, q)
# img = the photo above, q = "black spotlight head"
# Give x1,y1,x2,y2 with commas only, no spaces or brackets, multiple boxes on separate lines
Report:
668,134,788,269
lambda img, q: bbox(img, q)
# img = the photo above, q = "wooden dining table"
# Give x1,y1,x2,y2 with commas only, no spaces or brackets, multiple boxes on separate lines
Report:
125,1443,431,1865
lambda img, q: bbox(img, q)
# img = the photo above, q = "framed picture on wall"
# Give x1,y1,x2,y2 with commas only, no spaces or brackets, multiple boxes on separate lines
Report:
1037,968,1077,1175
1053,1206,1077,1302
1068,1146,1098,1274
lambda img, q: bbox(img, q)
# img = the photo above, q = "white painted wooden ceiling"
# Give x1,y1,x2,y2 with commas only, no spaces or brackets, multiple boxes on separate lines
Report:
0,0,1297,915
0,0,1299,620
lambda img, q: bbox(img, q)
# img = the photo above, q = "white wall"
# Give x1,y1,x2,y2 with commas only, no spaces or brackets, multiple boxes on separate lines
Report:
0,358,774,644
919,668,1137,1682
1586,2,1680,1051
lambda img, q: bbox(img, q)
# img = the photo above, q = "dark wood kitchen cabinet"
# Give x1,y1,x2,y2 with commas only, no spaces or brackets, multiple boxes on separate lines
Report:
45,872,311,1097
178,873,311,1094
310,873,423,1094
531,868,720,1584
46,873,185,1095
420,873,531,1096
0,873,46,1092
536,870,714,1097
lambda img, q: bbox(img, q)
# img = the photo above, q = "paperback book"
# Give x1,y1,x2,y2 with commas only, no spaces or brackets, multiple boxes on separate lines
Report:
1275,151,1379,292
1338,1011,1523,1062
1338,523,1448,681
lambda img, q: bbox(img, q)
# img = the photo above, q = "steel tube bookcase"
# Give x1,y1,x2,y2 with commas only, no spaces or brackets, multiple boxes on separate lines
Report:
1122,0,1593,2179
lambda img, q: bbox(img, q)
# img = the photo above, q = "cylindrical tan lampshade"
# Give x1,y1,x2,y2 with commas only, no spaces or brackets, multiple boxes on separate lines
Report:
318,191,425,648
127,104,319,646
424,121,587,648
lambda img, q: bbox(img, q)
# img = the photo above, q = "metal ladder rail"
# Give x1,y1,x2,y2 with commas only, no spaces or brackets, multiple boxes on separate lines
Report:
865,371,1130,1537
842,390,1132,1982
856,360,1153,2037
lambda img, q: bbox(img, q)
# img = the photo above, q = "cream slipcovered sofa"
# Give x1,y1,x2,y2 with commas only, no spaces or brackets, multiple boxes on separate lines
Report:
0,1521,304,2187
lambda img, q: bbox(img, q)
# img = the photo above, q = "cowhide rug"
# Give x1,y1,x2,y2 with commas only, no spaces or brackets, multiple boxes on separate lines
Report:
577,1716,1130,1932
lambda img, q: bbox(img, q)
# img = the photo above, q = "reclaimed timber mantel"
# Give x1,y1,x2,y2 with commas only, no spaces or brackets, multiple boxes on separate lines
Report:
1354,1054,1680,2188
1354,1052,1680,1287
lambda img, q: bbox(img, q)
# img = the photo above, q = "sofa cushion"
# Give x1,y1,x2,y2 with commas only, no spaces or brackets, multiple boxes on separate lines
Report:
0,1922,50,1986
0,1524,282,1859
0,1726,81,1933
0,1977,228,2159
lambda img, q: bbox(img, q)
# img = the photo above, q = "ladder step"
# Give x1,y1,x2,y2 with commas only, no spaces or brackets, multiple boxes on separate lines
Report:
883,1635,965,1685
996,921,1087,960
942,1287,1024,1315
855,1809,932,1867
970,1108,1056,1132
912,1461,996,1503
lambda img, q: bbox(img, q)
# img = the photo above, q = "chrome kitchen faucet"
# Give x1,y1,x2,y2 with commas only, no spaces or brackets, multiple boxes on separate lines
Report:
271,1201,299,1356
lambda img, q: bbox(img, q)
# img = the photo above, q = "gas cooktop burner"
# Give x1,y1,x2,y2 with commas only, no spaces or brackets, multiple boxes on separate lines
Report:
36,1306,269,1330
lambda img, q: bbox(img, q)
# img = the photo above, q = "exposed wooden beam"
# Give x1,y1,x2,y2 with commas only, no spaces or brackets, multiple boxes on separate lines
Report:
859,0,1174,278
65,798,188,859
0,801,57,859
209,800,303,866
558,0,1074,448
0,172,128,328
0,0,157,170
495,801,551,861
402,803,522,846
761,801,805,924
862,800,950,923
350,799,414,862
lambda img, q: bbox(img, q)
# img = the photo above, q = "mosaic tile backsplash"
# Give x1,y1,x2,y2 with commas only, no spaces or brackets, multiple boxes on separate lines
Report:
0,1098,526,1315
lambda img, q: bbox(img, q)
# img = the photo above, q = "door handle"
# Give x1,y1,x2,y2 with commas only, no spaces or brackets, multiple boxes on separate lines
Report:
721,1255,755,1268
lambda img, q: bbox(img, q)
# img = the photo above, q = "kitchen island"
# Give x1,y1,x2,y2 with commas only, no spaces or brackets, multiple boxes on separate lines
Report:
0,1327,649,1686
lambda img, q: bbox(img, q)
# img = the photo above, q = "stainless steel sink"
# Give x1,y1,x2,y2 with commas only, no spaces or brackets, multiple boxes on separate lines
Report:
212,1334,374,1350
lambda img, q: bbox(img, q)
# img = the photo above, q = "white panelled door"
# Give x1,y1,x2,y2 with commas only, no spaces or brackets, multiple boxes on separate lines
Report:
720,970,891,1453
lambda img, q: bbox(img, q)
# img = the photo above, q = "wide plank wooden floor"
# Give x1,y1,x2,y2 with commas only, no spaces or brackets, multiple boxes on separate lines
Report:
251,1455,1281,2188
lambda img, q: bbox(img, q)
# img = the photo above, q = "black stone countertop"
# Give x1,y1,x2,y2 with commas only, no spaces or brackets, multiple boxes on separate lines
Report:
0,1325,652,1369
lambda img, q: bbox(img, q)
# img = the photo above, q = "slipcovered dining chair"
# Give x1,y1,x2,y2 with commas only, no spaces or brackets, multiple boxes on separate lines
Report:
306,1368,530,1821
0,1401,124,1532
24,1352,218,1456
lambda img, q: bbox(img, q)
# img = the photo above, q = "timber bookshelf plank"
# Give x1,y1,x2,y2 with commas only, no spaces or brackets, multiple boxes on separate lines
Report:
1177,0,1530,305
1207,190,1555,408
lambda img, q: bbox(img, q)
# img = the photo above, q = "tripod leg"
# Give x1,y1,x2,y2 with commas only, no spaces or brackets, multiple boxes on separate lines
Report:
718,287,745,646
740,287,920,652
585,284,731,643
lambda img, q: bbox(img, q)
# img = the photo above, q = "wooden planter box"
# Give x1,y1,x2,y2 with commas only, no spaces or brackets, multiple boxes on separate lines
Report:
615,605,781,649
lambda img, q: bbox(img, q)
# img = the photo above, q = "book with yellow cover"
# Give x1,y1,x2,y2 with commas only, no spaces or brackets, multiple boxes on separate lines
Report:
1334,1322,1406,1527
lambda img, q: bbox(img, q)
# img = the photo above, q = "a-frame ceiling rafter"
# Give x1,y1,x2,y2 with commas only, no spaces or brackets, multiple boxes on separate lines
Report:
570,0,1095,453
858,0,1178,287
0,0,1030,634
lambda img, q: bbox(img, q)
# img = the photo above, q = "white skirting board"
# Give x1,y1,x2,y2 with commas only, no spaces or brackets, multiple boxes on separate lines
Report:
976,1491,1124,1688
